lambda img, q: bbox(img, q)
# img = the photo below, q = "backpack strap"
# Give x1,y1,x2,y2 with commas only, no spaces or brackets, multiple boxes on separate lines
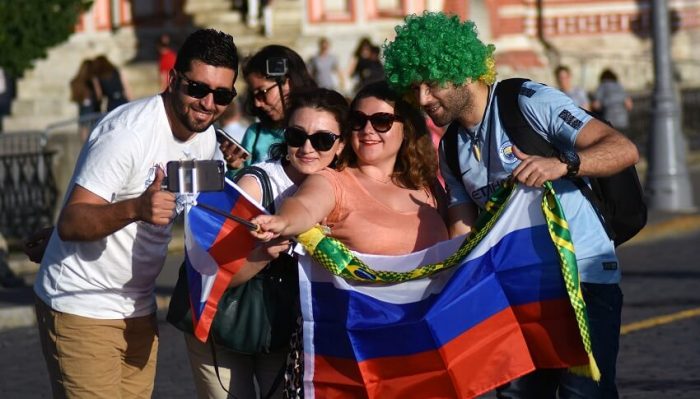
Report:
495,78,615,241
233,165,275,213
441,121,462,179
495,78,557,158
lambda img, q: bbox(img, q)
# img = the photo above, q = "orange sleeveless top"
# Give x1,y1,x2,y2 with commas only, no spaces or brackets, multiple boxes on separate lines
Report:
315,168,448,255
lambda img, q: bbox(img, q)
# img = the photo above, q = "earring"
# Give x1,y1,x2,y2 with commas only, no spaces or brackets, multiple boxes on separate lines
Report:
285,154,291,161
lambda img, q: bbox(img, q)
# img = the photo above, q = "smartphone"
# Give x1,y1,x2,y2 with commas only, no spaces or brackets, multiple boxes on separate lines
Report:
165,160,225,193
266,57,288,77
215,128,251,160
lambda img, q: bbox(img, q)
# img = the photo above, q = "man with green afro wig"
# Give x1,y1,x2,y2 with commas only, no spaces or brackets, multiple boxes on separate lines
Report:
384,11,639,399
383,12,496,93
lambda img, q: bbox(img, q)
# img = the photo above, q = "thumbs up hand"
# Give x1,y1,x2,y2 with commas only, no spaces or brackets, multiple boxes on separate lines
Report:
138,166,176,225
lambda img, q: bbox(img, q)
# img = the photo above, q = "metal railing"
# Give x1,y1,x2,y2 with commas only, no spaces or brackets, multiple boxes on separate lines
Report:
44,112,104,137
0,131,58,240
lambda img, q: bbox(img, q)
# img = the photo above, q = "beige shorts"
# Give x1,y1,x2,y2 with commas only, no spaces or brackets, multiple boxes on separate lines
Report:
34,295,159,399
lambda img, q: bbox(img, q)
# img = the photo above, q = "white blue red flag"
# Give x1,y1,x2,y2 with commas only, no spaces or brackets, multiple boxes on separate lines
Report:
296,186,590,398
184,178,264,342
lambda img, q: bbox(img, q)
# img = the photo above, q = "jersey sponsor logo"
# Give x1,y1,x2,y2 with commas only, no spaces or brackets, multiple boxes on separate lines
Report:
558,109,584,129
499,141,517,164
602,261,618,271
519,87,536,98
472,178,508,202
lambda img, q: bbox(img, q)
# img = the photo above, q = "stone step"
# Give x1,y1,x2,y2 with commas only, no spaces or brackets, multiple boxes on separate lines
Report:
192,10,244,27
121,62,161,99
184,0,234,13
3,0,310,133
4,115,67,132
10,99,75,120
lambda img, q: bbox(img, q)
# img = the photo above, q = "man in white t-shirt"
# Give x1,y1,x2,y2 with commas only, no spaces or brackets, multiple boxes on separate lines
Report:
33,29,240,398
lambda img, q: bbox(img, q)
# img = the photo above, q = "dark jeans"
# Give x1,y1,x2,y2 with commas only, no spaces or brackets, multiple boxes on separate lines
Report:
496,283,623,399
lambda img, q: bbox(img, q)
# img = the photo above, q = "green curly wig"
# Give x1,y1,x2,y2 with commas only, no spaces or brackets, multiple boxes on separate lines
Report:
383,12,496,93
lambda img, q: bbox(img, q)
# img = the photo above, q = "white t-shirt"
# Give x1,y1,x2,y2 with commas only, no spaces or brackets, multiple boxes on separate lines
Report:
34,95,221,319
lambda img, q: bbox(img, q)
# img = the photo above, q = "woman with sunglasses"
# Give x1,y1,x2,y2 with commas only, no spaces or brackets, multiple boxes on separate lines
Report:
183,88,347,399
252,79,448,258
237,45,318,168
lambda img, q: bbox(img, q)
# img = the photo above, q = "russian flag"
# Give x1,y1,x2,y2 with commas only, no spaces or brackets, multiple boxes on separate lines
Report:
297,186,589,398
184,177,265,342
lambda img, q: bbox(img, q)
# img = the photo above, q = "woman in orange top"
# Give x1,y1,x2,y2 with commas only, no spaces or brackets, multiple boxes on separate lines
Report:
252,80,448,255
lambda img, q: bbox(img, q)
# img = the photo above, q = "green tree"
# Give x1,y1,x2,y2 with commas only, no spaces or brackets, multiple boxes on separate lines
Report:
0,0,92,77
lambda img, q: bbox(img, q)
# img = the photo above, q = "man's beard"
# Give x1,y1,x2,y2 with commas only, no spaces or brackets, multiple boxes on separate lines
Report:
428,85,474,127
178,111,212,133
173,97,215,133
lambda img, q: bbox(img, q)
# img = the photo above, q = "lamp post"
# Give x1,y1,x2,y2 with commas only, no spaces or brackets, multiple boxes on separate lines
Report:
645,0,695,211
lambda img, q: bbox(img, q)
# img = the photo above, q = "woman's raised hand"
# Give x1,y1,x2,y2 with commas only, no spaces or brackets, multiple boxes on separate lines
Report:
250,214,289,241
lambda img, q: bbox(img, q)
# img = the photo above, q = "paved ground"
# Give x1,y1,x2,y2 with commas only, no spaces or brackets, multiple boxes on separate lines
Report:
1,164,699,398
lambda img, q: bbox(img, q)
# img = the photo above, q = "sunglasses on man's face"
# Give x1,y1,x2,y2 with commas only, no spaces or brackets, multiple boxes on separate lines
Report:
284,127,341,152
349,111,402,133
178,74,236,106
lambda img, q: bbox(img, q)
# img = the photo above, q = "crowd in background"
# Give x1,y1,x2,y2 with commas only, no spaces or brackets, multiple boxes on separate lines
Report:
64,33,637,148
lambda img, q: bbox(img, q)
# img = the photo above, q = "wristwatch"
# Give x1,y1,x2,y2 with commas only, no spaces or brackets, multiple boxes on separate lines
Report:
559,150,580,178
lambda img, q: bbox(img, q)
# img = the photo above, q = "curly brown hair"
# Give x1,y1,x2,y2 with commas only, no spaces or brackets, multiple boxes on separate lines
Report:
337,80,437,191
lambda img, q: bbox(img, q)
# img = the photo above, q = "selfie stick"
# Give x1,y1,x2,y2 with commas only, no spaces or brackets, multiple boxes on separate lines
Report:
196,202,261,232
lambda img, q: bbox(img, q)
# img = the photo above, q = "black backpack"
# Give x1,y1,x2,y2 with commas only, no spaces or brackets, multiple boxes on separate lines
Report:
442,78,647,246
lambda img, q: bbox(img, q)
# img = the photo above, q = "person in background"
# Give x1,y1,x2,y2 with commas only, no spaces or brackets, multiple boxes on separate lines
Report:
592,68,634,134
94,55,130,112
350,38,385,94
237,45,318,167
347,37,371,87
70,59,103,142
158,33,177,91
555,64,589,110
33,29,240,398
218,98,249,143
182,88,348,399
246,0,273,37
0,232,25,288
383,12,639,398
308,36,343,91
0,67,15,131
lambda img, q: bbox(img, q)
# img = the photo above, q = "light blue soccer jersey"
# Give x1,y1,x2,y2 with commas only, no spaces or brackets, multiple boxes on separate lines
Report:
440,81,620,284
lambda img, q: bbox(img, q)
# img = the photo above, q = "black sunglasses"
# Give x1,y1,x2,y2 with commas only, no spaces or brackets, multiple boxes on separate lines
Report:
284,127,341,152
252,82,280,102
349,111,402,133
178,73,236,106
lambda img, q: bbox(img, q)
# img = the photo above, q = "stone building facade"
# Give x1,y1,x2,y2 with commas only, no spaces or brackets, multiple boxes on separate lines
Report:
4,0,700,131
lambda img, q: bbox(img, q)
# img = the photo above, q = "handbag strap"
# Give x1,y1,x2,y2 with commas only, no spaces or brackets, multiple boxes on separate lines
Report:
209,335,286,399
233,165,275,213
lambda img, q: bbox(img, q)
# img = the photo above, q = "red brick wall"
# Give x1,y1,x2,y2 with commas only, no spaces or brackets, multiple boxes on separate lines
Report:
487,0,700,39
